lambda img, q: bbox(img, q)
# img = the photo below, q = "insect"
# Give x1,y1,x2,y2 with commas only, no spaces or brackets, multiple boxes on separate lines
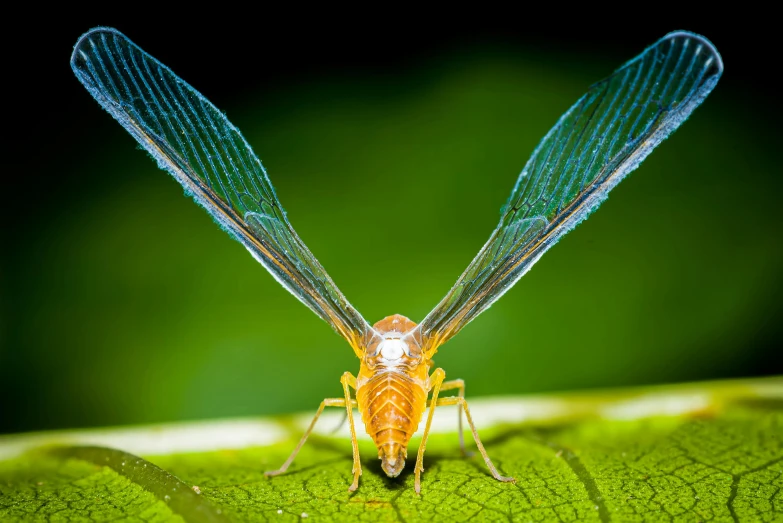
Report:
71,28,722,493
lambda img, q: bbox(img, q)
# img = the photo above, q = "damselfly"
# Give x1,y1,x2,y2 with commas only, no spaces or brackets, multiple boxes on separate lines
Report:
71,29,722,493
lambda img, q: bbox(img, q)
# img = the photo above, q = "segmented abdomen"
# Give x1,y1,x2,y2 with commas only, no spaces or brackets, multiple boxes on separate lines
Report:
357,370,427,451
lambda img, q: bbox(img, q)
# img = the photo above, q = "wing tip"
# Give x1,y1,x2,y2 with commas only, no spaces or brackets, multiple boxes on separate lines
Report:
71,27,125,69
661,30,724,76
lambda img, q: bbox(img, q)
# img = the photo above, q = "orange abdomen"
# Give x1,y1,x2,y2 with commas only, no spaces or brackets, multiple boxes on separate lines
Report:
356,370,427,477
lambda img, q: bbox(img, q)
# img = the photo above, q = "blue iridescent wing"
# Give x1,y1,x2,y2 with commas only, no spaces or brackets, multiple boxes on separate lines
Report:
71,28,372,351
417,31,723,350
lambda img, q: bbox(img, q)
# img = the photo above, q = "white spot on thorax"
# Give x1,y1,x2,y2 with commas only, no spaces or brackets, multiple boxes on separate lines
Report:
379,338,407,361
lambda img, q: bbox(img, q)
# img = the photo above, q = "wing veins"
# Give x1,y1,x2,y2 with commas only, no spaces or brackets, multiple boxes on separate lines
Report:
417,32,723,351
71,28,372,352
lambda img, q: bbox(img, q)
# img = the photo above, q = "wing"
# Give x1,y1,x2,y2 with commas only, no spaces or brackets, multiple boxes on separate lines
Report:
417,31,723,351
71,27,373,353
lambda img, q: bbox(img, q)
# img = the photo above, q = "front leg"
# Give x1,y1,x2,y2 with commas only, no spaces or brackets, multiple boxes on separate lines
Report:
414,367,446,494
340,371,362,492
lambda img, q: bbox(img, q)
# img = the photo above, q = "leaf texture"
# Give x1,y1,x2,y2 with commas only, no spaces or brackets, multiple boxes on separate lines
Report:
1,379,780,522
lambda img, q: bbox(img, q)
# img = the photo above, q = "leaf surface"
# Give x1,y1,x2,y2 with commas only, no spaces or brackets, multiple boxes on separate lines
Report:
1,378,781,522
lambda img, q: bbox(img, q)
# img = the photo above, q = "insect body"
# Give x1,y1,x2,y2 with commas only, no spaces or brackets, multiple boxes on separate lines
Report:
356,315,428,478
71,28,723,493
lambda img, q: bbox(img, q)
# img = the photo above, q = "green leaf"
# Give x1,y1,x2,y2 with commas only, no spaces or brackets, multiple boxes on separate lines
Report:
1,378,781,522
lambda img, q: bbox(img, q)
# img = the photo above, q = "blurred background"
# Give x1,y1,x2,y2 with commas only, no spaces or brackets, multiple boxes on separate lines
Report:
2,13,781,435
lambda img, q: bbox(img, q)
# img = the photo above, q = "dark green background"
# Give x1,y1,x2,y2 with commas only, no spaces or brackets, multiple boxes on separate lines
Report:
2,15,781,434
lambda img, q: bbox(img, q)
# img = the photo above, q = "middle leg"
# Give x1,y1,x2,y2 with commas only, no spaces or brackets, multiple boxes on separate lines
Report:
264,397,355,478
265,372,362,493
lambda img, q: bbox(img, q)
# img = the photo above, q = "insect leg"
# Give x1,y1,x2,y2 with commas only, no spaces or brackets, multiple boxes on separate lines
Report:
264,396,358,480
434,396,515,484
414,367,446,494
437,379,470,457
340,371,363,492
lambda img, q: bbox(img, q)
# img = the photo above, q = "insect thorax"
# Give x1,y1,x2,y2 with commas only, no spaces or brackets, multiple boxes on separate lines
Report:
363,314,422,364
